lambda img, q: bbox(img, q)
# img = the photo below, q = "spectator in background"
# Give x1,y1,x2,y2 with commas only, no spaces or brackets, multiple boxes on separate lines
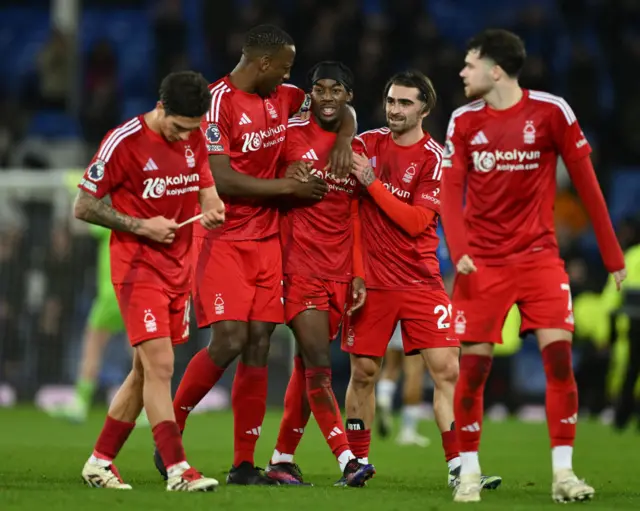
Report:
34,28,70,110
80,40,120,151
154,0,188,86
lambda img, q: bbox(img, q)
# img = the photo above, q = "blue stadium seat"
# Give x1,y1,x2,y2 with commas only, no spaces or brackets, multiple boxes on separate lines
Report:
27,110,81,139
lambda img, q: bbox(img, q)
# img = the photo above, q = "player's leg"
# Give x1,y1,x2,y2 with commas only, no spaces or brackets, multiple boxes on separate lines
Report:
449,269,512,502
376,327,403,439
226,236,283,485
269,345,311,482
396,353,430,447
171,238,253,435
81,350,144,489
614,315,640,429
343,289,398,475
523,261,594,502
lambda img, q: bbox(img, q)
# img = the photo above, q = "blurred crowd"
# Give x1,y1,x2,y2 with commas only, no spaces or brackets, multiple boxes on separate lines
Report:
0,0,639,415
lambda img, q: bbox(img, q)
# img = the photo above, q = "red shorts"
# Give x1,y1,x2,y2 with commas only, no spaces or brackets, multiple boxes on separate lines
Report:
284,274,349,340
450,259,574,344
114,284,191,346
193,235,284,327
342,287,459,358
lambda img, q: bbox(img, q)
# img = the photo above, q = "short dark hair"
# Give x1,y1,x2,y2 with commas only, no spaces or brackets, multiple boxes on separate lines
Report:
383,70,437,112
243,24,294,56
467,29,526,78
159,71,210,118
306,61,355,91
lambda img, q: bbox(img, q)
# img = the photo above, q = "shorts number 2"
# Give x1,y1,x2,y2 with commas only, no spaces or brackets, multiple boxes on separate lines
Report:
434,304,453,329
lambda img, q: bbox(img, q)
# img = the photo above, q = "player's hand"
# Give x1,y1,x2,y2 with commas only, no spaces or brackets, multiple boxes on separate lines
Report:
201,198,226,229
285,161,312,183
290,176,329,201
348,277,367,316
139,216,179,243
350,152,376,187
326,135,353,179
613,268,627,291
297,110,311,121
456,254,477,275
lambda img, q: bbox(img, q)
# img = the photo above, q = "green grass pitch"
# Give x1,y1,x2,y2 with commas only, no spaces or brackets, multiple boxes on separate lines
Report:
1,407,639,510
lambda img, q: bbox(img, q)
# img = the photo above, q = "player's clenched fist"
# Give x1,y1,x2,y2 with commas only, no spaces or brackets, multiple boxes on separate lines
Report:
201,198,226,230
456,254,477,275
350,151,376,186
285,161,312,183
326,135,354,179
139,216,179,244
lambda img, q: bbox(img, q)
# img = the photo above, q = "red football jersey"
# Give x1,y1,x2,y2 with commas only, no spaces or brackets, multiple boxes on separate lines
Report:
359,128,444,290
279,116,365,281
443,89,591,265
194,76,307,241
78,115,214,292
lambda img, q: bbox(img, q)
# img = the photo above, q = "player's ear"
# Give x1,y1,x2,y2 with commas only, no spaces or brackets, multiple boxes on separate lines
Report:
259,54,271,72
346,90,354,103
156,101,166,116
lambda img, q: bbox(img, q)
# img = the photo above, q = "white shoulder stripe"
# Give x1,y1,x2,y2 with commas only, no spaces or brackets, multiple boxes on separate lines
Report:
447,100,486,137
425,139,443,180
528,90,576,125
354,135,366,146
359,127,390,137
281,83,299,89
97,118,141,162
287,118,310,127
207,84,231,123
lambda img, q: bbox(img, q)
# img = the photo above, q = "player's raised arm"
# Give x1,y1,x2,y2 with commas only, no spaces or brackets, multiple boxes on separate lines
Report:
351,152,435,237
547,99,626,287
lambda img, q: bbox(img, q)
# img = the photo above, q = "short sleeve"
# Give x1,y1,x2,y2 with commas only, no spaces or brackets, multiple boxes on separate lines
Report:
196,131,215,188
548,97,592,163
202,87,233,155
78,129,129,199
281,84,309,117
352,135,368,157
413,145,443,214
442,112,468,174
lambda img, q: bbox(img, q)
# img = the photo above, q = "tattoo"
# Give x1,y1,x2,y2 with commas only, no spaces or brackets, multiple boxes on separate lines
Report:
74,190,142,234
361,165,376,186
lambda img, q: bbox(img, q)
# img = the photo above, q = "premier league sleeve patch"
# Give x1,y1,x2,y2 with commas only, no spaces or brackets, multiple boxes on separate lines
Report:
205,123,223,152
87,159,105,182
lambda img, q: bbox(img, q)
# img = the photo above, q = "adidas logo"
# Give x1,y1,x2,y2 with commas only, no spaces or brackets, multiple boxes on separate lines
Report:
302,149,318,160
143,158,159,171
460,422,481,432
327,426,343,440
293,428,304,434
245,426,262,436
470,131,489,145
560,413,578,425
239,113,252,125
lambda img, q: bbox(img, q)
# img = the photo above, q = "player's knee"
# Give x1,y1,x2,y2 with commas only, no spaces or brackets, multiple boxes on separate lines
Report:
143,356,174,382
240,322,274,365
208,322,249,365
350,357,380,388
303,345,331,368
432,356,459,387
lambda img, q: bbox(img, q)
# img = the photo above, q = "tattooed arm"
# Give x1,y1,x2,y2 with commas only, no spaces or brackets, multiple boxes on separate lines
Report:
350,152,376,186
74,190,143,233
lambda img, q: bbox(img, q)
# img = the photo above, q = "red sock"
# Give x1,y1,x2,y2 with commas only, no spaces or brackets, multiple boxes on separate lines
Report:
346,420,371,460
274,356,311,456
455,355,492,452
441,428,460,462
232,362,268,467
542,341,578,448
173,348,226,432
153,420,186,470
93,415,135,461
305,367,350,458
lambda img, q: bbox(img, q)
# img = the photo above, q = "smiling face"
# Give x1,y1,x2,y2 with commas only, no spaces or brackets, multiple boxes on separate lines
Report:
385,84,427,134
311,78,352,125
